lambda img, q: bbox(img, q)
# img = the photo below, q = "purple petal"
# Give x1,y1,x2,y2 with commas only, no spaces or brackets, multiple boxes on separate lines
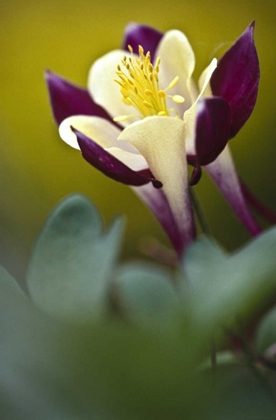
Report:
241,180,276,224
196,97,231,165
72,128,160,187
210,22,260,138
122,23,163,58
45,70,113,126
132,183,195,256
205,146,262,236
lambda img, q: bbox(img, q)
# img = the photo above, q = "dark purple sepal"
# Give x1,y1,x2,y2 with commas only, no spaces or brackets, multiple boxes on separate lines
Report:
122,23,163,58
45,70,113,126
196,97,231,165
210,22,260,138
187,97,231,184
72,128,160,187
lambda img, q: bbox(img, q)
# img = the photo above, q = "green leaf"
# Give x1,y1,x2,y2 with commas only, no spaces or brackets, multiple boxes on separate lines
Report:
0,266,204,419
64,322,204,420
256,305,276,354
0,265,26,297
183,229,276,335
182,235,227,288
116,262,179,328
0,266,72,419
201,365,276,419
27,194,124,323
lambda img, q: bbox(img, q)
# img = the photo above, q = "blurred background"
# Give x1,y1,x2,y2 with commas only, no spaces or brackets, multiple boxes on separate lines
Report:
0,0,275,280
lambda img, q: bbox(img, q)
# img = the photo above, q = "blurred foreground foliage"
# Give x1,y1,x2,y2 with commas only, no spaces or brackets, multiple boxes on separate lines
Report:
1,194,276,419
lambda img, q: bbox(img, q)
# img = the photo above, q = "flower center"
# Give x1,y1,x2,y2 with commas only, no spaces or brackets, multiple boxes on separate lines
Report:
113,45,185,122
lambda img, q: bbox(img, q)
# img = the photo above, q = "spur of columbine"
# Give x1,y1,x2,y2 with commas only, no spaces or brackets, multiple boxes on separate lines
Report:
46,22,261,256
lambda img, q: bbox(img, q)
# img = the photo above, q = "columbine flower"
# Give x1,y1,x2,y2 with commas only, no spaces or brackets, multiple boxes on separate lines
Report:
46,22,261,256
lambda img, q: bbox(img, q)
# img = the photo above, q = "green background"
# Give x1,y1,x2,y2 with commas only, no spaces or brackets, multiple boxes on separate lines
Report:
0,0,275,279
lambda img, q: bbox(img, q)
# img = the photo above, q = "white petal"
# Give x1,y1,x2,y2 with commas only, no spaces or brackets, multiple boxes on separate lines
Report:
118,117,192,235
198,58,217,97
108,147,148,171
184,58,217,154
59,115,135,152
88,50,135,126
184,103,199,156
156,30,198,113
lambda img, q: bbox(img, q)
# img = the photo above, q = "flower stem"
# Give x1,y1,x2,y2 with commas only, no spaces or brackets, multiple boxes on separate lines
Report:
210,337,217,372
190,188,215,368
190,188,211,236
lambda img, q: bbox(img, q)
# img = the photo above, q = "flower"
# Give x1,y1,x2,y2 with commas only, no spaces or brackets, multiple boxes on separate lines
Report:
46,22,261,256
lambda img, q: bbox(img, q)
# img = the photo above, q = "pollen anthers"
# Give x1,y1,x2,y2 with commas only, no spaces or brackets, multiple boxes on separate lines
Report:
113,45,185,123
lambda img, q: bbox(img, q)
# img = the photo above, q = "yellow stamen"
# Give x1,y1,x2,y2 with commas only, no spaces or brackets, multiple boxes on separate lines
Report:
143,100,155,109
166,76,180,90
172,95,185,104
113,45,185,122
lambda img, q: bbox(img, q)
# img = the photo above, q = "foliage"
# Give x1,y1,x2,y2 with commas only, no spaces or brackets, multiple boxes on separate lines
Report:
1,194,276,418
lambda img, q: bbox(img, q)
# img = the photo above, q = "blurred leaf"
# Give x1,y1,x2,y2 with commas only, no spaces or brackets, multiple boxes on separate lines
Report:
116,262,179,328
0,264,128,419
0,265,82,419
0,265,205,419
27,194,124,323
182,235,227,286
256,305,276,355
201,365,276,419
184,228,276,335
64,322,205,420
0,265,26,297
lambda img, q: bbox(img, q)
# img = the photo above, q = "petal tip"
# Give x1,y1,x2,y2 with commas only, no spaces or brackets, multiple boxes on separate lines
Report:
246,20,256,38
210,21,259,138
44,69,59,84
44,69,54,85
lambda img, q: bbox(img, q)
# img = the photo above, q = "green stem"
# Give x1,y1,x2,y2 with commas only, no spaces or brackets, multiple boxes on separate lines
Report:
190,188,211,236
190,188,215,369
210,337,217,372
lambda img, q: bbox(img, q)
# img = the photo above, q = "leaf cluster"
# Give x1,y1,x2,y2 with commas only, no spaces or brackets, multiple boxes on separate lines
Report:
1,194,276,419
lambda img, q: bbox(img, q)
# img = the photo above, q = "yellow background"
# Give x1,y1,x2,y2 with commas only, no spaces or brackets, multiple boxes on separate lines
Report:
0,0,275,278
